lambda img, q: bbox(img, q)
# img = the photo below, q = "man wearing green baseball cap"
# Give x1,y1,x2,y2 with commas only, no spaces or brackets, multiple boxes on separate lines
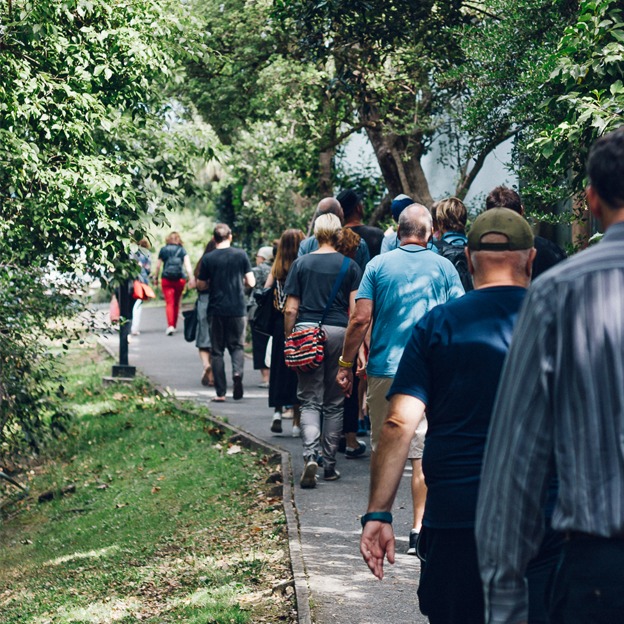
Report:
359,208,561,624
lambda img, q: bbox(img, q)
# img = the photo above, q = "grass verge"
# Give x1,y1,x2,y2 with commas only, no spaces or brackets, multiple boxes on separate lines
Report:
0,341,295,623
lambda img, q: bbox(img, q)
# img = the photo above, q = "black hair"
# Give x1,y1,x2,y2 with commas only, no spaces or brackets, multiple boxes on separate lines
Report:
587,128,624,210
336,189,361,221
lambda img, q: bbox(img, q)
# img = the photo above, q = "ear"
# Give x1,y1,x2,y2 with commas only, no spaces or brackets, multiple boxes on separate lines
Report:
526,247,537,278
586,186,603,221
465,247,475,275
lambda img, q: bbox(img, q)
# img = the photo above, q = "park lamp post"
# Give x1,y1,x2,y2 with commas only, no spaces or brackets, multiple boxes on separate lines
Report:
112,278,136,379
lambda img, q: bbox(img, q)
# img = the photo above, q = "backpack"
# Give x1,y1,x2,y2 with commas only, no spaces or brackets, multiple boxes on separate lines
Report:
434,237,474,292
162,246,185,280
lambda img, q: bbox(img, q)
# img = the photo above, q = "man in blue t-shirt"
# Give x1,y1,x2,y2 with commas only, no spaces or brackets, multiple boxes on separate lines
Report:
337,203,464,554
359,209,560,624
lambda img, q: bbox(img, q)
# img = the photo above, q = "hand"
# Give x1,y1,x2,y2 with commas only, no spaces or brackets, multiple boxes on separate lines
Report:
336,367,354,397
356,350,367,377
360,521,395,579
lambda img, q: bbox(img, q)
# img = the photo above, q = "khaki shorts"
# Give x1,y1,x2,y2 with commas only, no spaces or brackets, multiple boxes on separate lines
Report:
367,375,427,460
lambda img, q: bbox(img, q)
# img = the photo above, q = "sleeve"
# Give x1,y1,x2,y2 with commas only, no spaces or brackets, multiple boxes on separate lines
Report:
284,259,301,297
445,264,465,300
349,259,362,291
387,317,431,404
242,251,252,274
476,285,555,624
158,247,167,262
197,254,210,281
356,262,376,301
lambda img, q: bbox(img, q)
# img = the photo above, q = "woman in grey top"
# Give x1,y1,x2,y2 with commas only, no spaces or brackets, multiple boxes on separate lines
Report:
284,214,362,488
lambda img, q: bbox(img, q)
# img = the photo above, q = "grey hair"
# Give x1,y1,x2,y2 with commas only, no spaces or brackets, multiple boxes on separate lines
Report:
398,203,432,242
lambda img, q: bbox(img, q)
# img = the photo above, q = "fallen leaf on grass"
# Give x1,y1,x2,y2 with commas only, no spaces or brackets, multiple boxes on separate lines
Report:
227,445,242,455
151,487,161,494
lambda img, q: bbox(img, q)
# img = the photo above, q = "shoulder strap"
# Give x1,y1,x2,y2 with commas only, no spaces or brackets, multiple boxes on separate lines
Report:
320,256,350,326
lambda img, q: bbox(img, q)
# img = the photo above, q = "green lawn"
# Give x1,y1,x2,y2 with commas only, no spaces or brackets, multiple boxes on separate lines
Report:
0,342,295,623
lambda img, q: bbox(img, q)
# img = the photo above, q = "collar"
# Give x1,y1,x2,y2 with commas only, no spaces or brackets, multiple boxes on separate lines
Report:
399,243,429,252
603,220,624,242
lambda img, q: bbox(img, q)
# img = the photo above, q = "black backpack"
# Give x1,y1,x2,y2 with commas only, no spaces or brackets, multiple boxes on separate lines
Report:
162,246,185,280
434,237,474,292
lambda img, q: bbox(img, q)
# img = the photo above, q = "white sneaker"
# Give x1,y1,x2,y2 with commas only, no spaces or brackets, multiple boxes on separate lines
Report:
166,326,175,336
291,425,301,438
300,460,318,489
270,413,282,433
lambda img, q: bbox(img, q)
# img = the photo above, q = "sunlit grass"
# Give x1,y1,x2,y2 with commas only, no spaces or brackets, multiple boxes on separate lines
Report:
0,340,293,623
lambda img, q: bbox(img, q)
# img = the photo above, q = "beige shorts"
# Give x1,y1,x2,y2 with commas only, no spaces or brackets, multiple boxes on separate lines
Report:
367,375,427,460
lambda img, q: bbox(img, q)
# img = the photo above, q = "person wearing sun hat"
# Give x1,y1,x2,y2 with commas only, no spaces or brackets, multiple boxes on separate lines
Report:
360,208,561,624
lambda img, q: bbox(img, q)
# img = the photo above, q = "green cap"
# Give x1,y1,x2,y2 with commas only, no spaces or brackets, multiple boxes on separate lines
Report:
468,208,534,251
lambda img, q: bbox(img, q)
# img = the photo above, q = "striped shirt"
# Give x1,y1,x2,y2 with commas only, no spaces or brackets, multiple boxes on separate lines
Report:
476,220,624,624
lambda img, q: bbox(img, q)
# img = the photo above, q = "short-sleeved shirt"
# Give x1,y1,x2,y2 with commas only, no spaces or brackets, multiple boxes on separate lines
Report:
357,245,464,377
389,286,527,529
284,252,362,327
198,247,252,317
298,235,370,270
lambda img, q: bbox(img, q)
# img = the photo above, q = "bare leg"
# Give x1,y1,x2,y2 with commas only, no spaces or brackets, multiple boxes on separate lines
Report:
410,458,426,532
199,348,213,386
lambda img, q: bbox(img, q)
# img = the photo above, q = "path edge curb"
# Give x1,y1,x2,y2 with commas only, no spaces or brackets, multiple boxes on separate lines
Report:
98,337,313,624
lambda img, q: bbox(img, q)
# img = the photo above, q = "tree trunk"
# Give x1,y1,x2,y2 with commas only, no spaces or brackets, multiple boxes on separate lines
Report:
318,148,334,198
365,124,434,215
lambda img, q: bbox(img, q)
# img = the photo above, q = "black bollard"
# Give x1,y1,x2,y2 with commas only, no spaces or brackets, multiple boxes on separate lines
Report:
112,279,136,378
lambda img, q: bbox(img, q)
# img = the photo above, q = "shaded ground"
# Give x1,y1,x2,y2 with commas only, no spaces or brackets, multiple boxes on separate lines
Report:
104,305,429,624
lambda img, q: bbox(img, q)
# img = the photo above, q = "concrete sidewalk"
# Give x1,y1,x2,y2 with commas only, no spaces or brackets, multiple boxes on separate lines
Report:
101,305,428,624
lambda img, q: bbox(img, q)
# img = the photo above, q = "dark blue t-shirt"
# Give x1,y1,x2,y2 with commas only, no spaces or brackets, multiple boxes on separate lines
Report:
389,286,527,529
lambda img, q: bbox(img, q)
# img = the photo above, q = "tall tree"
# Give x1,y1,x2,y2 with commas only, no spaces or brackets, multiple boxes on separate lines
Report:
0,0,210,457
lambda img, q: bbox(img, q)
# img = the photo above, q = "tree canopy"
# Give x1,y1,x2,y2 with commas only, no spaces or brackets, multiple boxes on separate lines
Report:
0,0,211,457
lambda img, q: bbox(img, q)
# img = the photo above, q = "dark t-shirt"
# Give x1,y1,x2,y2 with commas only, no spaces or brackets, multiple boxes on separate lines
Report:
349,224,385,258
284,252,362,327
390,286,527,529
198,247,252,316
533,235,566,280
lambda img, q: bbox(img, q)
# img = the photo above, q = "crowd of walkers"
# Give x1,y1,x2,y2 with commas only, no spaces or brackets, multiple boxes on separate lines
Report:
124,127,624,624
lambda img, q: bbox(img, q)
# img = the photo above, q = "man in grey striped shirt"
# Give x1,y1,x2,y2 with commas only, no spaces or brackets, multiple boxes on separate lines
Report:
476,127,624,624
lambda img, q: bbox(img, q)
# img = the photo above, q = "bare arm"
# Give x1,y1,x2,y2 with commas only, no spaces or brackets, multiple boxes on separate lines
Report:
360,394,426,579
336,298,373,397
264,273,274,289
284,295,300,336
244,271,256,288
183,255,196,289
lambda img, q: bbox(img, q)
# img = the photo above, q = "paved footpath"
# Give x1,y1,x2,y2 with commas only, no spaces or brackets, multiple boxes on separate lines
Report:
101,305,428,624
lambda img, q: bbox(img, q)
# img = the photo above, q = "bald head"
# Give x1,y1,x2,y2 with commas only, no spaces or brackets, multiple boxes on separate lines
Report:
398,203,433,244
316,197,344,224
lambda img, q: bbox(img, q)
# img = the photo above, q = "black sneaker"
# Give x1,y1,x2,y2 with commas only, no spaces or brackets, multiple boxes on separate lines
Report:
300,461,318,489
407,529,419,556
233,375,243,400
323,467,341,481
345,440,367,459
